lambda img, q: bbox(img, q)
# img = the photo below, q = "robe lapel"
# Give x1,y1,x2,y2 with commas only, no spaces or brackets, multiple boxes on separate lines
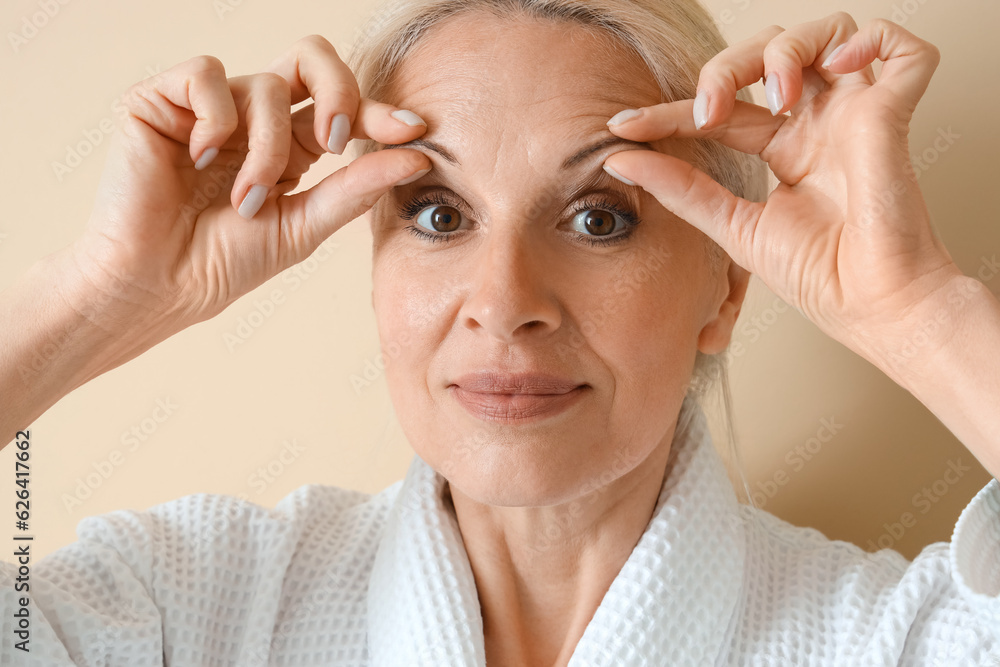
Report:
366,451,487,667
569,399,747,666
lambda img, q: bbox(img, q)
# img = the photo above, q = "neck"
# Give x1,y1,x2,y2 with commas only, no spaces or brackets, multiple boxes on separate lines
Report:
446,428,676,666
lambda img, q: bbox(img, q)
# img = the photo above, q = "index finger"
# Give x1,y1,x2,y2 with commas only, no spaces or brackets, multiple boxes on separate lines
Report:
265,34,427,155
607,98,786,157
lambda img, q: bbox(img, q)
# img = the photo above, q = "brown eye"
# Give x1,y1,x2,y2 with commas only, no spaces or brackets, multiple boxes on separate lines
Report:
416,205,463,233
574,208,620,237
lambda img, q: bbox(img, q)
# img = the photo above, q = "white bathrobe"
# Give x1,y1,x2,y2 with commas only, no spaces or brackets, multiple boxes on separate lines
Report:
3,400,999,666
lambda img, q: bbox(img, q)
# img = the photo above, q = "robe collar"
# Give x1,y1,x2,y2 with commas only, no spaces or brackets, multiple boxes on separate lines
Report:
366,397,746,665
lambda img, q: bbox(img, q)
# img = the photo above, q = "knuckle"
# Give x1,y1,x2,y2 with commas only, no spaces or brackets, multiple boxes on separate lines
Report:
217,109,240,135
760,39,785,61
868,17,895,33
253,71,290,94
250,72,293,108
297,33,339,57
762,24,785,39
186,54,226,77
762,33,805,65
828,11,858,30
697,60,731,89
924,41,942,66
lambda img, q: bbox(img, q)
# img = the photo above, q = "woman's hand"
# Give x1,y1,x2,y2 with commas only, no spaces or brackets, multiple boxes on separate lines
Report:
603,13,962,364
70,34,430,338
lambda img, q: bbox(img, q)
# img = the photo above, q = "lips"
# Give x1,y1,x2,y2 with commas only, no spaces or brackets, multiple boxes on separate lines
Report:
448,372,588,422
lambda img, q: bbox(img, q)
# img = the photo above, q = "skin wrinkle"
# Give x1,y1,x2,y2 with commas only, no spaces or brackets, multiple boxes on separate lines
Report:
367,11,748,667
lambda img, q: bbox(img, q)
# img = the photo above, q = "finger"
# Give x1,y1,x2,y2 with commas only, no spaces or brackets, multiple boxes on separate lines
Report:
226,73,292,218
694,24,783,129
603,150,762,274
608,98,786,156
267,35,429,157
759,12,872,115
695,14,871,128
271,148,433,261
265,35,360,155
821,18,940,118
121,55,239,170
287,98,428,159
271,98,428,189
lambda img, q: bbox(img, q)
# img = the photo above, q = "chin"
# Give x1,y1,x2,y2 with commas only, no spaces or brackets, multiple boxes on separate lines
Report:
432,438,643,508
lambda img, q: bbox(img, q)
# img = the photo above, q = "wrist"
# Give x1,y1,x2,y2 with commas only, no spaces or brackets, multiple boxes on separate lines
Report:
854,273,998,391
59,241,190,374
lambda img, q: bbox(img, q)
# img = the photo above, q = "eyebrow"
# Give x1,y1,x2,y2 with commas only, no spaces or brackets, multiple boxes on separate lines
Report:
381,136,654,170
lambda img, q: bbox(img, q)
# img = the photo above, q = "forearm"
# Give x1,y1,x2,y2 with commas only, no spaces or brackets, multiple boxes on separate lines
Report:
862,275,1000,481
0,248,160,447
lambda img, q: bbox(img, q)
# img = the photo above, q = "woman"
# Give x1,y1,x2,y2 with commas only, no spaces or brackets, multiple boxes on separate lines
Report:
2,0,998,664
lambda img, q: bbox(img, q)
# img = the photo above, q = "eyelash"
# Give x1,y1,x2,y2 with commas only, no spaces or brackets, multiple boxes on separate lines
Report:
396,192,640,247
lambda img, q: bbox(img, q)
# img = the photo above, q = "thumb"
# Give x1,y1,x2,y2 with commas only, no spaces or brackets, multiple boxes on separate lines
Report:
274,148,431,261
604,150,760,273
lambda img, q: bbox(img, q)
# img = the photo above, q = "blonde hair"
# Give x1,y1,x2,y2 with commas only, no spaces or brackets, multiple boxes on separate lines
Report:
348,0,768,506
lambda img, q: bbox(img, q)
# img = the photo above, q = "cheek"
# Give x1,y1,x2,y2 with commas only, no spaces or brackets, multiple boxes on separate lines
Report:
577,241,702,371
372,251,459,397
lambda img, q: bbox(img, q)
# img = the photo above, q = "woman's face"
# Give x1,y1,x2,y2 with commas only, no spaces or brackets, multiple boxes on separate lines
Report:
370,13,747,507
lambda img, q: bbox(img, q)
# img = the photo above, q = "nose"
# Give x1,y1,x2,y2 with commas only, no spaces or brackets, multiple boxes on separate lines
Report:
458,228,562,342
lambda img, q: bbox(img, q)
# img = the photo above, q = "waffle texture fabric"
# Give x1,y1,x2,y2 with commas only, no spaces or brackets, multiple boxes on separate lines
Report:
2,400,999,666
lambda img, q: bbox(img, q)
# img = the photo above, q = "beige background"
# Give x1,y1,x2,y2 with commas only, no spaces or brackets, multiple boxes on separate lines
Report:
1,0,996,562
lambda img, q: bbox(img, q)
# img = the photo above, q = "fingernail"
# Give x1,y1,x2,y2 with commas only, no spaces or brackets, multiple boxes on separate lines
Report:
693,90,709,130
391,109,427,127
238,184,269,219
194,147,219,170
328,113,351,154
765,72,784,116
603,164,636,186
607,108,642,127
395,167,431,187
822,43,847,70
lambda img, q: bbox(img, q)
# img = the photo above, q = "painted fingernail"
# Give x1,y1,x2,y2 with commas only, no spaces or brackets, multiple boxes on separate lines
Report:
603,164,636,186
765,72,784,116
238,184,269,219
607,108,642,127
328,113,351,154
395,167,431,187
693,90,709,130
391,109,427,127
194,147,219,170
822,44,847,70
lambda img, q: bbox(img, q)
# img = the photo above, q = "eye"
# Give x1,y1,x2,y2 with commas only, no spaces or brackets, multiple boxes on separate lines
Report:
415,204,463,233
571,208,622,237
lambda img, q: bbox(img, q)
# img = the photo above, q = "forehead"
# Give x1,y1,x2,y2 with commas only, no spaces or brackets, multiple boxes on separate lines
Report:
385,12,664,141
